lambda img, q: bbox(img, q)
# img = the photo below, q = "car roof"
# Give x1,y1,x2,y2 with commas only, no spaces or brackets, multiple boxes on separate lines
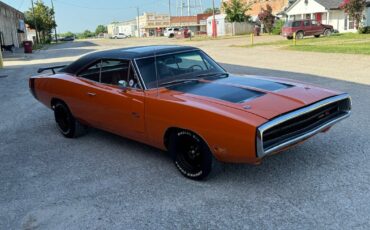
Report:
63,45,199,74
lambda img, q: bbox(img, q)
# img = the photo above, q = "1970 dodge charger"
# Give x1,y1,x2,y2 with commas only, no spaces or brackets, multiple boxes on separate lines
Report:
30,46,351,180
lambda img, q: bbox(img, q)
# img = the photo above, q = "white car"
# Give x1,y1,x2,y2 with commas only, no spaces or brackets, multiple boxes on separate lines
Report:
111,33,128,39
164,27,180,38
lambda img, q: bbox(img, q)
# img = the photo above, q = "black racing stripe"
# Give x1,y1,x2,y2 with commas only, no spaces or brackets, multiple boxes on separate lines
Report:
168,81,264,103
209,76,293,91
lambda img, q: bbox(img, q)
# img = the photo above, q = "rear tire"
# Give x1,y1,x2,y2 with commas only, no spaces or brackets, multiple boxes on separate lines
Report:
286,36,293,40
296,31,304,39
314,34,320,38
54,102,86,138
169,130,214,180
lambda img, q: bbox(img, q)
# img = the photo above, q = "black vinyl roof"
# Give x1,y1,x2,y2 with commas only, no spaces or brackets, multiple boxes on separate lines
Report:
62,45,198,74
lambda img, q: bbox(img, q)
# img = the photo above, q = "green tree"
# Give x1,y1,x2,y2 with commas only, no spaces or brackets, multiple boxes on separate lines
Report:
258,4,275,33
222,0,251,22
24,0,56,44
203,7,220,14
76,30,95,39
59,32,75,38
95,25,107,35
339,0,366,30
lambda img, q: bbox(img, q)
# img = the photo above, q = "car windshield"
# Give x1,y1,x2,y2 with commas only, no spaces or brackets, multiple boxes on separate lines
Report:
135,50,226,89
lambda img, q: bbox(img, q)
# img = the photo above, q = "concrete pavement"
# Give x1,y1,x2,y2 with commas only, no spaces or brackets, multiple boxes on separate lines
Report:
0,39,369,229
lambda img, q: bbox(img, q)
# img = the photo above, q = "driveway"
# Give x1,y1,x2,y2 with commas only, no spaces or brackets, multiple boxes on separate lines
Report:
0,39,369,229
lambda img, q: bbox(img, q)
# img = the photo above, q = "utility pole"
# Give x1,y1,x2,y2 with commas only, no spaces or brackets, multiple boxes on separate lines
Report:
187,0,190,16
212,0,217,37
31,0,39,43
169,0,171,26
51,0,58,43
136,7,140,37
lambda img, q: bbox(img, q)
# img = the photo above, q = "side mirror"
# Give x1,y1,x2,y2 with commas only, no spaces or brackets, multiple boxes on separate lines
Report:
118,80,128,90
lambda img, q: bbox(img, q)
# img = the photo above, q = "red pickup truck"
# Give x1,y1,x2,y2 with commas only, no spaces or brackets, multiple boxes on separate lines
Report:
282,19,333,39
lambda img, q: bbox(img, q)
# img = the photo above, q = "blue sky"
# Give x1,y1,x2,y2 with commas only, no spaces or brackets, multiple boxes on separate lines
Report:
4,0,221,33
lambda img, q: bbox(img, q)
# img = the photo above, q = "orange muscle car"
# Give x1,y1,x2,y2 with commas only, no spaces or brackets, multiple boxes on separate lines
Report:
30,46,351,180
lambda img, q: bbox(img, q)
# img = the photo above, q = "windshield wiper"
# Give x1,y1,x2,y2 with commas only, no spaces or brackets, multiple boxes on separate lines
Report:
159,78,200,87
196,72,229,79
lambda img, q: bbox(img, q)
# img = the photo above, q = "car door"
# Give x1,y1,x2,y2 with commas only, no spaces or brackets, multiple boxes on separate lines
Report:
311,20,323,35
303,20,312,35
76,59,146,140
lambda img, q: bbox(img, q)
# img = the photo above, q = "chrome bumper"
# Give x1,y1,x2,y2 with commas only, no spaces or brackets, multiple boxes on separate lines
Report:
256,94,351,158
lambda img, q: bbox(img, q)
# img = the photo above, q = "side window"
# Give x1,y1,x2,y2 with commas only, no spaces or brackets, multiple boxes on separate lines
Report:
304,21,311,27
78,61,102,82
100,59,129,85
311,20,318,26
292,21,301,27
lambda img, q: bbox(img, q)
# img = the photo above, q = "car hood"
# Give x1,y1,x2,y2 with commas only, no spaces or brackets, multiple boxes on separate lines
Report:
165,75,340,120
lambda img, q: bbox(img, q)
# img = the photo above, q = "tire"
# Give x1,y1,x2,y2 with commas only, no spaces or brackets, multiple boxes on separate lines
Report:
324,29,332,37
169,130,214,180
296,31,304,39
54,102,86,138
314,34,320,38
169,34,174,38
286,36,293,40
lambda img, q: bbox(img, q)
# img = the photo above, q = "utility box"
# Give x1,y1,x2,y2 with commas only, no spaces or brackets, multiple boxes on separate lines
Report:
23,41,33,53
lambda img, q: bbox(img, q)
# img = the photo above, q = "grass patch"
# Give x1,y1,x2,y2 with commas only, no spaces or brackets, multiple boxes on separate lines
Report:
233,33,370,55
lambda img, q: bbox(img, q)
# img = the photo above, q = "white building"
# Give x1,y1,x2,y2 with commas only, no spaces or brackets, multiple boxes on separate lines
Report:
206,14,227,36
107,20,138,37
286,0,370,33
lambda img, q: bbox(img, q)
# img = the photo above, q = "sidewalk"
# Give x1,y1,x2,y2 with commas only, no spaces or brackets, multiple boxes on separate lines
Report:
2,47,33,61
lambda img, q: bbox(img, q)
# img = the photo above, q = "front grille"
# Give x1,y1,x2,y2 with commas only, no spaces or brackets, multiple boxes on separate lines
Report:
256,94,351,158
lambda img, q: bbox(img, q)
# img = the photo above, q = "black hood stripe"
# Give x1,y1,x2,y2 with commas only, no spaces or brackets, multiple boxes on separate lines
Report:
209,75,293,91
168,81,264,103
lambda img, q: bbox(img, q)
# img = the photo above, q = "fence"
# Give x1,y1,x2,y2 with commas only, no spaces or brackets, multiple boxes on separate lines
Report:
224,22,254,36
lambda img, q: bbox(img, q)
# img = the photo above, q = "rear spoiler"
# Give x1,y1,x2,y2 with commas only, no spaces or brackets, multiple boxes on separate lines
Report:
37,65,67,74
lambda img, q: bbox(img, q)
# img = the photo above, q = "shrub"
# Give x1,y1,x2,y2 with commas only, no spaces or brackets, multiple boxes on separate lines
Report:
272,19,284,35
358,26,370,34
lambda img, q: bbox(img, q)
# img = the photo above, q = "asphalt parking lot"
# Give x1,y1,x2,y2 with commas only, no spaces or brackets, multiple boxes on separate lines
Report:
1,40,370,229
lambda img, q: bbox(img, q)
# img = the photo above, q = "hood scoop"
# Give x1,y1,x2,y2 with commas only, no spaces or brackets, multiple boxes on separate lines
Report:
210,75,293,91
167,81,265,103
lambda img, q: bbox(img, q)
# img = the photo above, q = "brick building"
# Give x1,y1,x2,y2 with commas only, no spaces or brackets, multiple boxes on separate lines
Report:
222,0,291,17
0,1,26,48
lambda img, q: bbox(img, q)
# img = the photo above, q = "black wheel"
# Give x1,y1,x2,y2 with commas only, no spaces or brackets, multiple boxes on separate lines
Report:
169,130,213,180
296,31,304,39
314,34,320,38
324,29,332,37
286,36,293,40
169,34,174,38
54,102,86,138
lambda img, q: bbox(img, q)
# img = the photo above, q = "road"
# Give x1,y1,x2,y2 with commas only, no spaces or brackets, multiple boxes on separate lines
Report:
1,38,369,229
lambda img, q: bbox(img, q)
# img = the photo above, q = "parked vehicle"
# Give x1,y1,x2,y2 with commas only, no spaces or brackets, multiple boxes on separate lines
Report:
164,27,181,38
282,19,333,39
59,36,75,41
111,33,128,39
30,46,351,180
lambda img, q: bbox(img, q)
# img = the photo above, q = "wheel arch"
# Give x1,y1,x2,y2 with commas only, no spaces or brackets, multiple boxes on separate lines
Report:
50,97,67,110
163,127,211,152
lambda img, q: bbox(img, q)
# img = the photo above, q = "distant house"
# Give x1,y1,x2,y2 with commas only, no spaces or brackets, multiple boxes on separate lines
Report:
285,0,370,32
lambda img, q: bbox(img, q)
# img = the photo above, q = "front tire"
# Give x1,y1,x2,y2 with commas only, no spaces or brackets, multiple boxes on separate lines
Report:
169,130,213,180
54,102,86,138
314,34,320,38
324,29,332,37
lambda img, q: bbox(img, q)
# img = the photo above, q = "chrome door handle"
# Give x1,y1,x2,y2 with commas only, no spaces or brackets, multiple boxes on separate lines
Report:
87,92,96,96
